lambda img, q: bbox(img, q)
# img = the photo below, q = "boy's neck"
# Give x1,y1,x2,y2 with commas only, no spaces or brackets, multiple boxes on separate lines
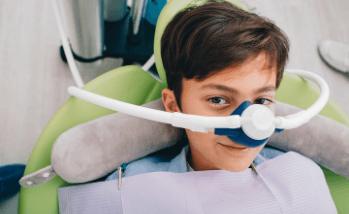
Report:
186,145,252,170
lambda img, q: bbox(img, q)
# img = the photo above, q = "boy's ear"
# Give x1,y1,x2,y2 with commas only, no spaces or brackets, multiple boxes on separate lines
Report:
162,88,181,113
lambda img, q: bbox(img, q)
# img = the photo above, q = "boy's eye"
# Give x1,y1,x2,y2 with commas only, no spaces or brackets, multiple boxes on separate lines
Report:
207,97,274,106
207,97,228,106
254,98,274,105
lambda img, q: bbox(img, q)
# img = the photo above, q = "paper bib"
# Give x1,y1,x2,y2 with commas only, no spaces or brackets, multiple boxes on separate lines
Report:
58,152,337,214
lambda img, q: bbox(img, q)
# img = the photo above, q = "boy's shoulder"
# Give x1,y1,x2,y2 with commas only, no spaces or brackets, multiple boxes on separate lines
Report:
126,154,175,176
106,139,188,181
124,145,287,175
105,154,175,181
105,142,287,181
260,146,285,159
253,145,285,166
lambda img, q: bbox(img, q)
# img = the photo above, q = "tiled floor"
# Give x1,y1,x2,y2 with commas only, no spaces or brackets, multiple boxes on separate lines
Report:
1,0,349,213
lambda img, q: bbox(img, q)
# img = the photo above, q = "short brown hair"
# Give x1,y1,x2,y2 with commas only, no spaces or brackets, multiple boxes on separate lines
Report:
161,0,290,111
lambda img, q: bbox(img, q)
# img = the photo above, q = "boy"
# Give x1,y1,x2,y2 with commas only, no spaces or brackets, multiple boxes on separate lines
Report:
105,1,336,212
107,0,288,179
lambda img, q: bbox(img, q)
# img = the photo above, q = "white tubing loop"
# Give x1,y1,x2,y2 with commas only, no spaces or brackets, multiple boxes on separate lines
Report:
171,112,241,133
274,69,330,129
141,54,163,83
52,0,84,88
67,69,329,132
68,86,242,133
141,54,155,72
53,0,329,132
68,86,171,123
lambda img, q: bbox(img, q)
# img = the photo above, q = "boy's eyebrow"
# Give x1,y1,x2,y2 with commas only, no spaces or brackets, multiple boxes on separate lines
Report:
201,84,276,95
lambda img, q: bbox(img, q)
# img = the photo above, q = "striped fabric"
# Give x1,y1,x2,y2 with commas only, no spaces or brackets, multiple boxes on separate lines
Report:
58,151,337,213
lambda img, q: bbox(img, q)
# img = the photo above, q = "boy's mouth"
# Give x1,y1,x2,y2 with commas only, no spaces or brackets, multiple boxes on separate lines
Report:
219,143,248,150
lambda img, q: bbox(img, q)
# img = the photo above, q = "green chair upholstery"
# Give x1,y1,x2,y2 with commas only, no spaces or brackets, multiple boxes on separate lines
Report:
18,65,167,213
19,0,349,213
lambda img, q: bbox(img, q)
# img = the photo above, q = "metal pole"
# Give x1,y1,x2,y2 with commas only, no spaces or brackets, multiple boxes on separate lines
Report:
59,0,104,63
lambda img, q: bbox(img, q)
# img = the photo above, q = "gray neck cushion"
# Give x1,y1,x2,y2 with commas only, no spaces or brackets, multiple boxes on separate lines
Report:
51,98,349,183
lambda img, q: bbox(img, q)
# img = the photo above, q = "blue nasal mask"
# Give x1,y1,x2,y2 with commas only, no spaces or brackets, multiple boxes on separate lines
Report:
214,101,284,148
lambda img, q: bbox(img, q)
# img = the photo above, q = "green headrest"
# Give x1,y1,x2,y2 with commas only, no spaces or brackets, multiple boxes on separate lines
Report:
153,0,252,86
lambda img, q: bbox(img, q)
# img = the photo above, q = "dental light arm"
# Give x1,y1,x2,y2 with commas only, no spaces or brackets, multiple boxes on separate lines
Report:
67,69,329,140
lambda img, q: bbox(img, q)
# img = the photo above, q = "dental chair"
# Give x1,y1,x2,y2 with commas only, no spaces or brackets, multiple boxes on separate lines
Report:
18,0,349,213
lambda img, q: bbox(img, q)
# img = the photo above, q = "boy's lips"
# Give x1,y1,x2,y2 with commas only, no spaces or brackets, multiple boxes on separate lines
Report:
218,143,251,154
219,143,248,149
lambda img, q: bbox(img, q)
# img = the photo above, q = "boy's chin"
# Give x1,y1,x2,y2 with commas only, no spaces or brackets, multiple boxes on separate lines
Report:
219,162,253,172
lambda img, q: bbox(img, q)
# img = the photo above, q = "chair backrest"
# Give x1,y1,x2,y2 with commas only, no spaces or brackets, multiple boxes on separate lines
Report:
154,0,251,87
18,65,167,213
19,0,349,213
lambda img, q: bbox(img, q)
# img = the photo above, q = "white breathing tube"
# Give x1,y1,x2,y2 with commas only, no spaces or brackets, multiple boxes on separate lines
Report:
52,0,84,88
52,0,330,139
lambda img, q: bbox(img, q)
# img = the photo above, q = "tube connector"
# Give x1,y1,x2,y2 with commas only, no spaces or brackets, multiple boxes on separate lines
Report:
274,116,310,129
273,117,284,127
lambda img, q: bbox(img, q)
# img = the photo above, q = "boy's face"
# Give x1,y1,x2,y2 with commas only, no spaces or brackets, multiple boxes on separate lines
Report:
162,53,277,172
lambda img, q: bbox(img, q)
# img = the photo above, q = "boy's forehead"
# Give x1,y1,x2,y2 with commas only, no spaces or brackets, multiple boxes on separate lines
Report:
188,65,276,89
182,71,276,99
181,52,278,96
199,82,276,95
